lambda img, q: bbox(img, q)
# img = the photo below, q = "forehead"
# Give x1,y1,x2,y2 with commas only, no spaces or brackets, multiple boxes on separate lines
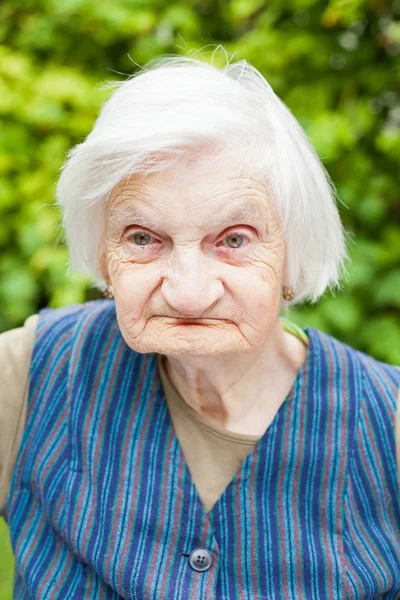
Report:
107,161,274,229
108,185,272,238
111,148,267,198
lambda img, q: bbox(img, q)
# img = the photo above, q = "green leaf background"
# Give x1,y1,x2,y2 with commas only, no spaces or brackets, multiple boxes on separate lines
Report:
1,0,399,594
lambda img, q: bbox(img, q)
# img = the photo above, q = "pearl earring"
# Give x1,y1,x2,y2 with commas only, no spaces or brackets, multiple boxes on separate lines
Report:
103,285,114,299
282,286,295,301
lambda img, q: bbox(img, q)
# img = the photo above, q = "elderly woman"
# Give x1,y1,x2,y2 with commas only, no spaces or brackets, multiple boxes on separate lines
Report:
1,55,400,599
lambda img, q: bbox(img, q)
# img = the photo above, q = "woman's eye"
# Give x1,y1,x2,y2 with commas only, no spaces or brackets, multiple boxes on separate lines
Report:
128,231,155,246
219,232,249,250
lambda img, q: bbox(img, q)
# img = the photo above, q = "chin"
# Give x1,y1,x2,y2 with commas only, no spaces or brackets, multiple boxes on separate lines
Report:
149,332,251,360
121,319,250,357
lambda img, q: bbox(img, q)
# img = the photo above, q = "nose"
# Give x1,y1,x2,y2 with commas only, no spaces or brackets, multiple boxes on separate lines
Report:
160,247,225,319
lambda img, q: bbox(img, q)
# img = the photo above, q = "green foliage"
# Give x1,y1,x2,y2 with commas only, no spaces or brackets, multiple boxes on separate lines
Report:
0,520,14,597
0,0,399,592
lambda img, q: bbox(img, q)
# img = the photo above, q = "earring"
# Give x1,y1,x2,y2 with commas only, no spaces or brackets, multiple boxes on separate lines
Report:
104,285,114,299
282,286,295,301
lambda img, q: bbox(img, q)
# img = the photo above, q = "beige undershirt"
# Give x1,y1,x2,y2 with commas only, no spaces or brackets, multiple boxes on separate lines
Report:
1,313,399,515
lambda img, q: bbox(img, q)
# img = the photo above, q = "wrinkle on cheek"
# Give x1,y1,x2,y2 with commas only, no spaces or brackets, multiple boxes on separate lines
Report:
108,256,126,280
107,241,140,276
252,248,284,285
261,260,282,285
116,295,144,333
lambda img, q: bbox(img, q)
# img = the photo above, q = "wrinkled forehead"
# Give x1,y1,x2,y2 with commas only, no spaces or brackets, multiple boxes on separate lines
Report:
109,141,269,198
106,175,280,238
106,149,278,224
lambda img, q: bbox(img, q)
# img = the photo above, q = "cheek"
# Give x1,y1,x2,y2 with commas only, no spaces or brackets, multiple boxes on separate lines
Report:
233,268,282,329
228,260,282,304
109,252,153,294
247,288,280,320
110,262,152,322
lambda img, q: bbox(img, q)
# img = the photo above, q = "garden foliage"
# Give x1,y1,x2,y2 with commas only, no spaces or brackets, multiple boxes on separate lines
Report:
0,0,399,366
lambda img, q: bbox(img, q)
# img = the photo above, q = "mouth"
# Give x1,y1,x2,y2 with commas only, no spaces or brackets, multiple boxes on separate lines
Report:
177,321,232,327
175,320,211,325
159,317,230,325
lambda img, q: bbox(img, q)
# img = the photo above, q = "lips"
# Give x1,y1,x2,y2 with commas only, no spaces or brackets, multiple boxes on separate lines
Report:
173,318,230,324
175,320,207,324
156,316,231,324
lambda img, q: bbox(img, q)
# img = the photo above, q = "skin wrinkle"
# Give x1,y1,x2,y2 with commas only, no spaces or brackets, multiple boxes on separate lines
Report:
100,151,308,436
108,178,271,240
108,203,269,240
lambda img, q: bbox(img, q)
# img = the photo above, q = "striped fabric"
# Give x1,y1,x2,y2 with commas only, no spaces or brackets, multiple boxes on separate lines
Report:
4,299,400,599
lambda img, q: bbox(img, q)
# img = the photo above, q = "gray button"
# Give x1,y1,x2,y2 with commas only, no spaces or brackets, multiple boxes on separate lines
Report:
188,547,213,572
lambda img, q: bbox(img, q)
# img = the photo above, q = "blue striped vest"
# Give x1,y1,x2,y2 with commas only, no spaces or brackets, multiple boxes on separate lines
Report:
5,299,400,598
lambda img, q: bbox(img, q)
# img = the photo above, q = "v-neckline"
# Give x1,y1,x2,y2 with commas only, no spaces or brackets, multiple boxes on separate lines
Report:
153,325,314,520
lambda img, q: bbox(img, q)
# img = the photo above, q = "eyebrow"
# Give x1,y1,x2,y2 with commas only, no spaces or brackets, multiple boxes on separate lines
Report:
107,203,268,232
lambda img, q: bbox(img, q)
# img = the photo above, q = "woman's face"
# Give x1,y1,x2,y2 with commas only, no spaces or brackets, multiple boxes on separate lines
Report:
101,154,287,360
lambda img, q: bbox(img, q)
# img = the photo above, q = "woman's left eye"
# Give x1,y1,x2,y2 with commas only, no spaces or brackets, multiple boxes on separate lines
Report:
218,232,250,250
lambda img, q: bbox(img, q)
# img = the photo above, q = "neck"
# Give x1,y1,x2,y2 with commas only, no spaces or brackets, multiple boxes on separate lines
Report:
163,318,308,436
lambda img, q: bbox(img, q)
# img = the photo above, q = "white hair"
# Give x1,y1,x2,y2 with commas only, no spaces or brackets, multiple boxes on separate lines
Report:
56,53,351,308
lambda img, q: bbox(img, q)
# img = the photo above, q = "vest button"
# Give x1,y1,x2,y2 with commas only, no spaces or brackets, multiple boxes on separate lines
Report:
188,547,213,572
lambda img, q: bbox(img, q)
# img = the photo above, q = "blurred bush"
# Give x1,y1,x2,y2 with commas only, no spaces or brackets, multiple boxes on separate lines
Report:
0,0,399,592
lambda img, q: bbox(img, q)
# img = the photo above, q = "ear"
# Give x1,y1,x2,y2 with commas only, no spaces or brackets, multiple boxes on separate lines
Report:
98,240,110,285
282,247,289,287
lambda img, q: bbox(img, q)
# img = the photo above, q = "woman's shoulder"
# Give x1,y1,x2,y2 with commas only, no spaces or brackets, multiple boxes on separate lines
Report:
311,328,400,477
33,298,116,333
0,300,115,515
0,313,39,515
350,343,400,400
0,299,114,415
0,314,39,387
333,342,400,514
310,326,400,393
